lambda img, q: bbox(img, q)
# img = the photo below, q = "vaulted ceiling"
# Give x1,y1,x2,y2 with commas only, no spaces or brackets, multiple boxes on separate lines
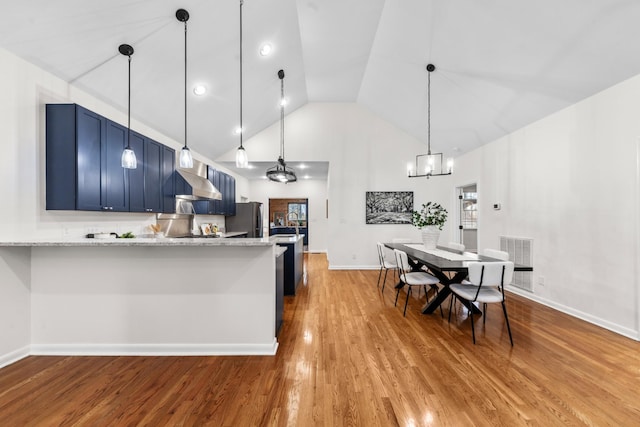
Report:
3,0,640,179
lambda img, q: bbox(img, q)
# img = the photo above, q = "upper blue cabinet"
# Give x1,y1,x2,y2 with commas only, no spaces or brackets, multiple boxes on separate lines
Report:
46,104,175,213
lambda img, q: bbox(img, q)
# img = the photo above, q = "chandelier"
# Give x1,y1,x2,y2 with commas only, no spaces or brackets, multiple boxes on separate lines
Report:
407,64,453,178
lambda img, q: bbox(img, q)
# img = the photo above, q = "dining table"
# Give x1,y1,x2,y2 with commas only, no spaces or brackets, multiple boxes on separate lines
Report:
384,242,534,315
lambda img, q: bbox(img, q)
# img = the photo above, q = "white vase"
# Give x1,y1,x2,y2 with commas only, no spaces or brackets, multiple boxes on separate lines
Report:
421,226,440,249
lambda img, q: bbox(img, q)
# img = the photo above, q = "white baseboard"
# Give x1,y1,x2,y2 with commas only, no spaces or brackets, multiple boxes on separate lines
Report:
30,340,279,356
506,286,639,341
0,346,30,369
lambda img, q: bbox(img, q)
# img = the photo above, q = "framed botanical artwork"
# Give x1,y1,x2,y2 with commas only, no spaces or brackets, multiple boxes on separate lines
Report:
365,191,413,224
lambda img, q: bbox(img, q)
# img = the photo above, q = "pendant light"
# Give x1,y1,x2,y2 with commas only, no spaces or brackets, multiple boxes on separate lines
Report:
235,0,249,168
266,70,296,183
407,64,453,178
176,8,193,169
119,44,137,169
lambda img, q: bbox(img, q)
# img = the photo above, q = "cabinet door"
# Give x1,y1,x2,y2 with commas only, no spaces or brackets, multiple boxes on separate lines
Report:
161,146,175,213
128,132,146,212
143,139,163,212
209,167,222,214
103,120,130,212
76,106,105,211
226,174,236,215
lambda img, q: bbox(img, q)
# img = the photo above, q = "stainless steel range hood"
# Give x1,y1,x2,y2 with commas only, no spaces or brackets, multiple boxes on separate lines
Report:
176,159,222,201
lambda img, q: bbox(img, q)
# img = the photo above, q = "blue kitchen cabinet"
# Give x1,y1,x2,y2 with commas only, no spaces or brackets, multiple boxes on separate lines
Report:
129,131,163,213
46,103,175,213
162,146,176,213
46,104,129,211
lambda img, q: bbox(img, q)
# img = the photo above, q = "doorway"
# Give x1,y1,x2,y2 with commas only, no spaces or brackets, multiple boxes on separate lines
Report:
457,184,477,253
269,198,309,249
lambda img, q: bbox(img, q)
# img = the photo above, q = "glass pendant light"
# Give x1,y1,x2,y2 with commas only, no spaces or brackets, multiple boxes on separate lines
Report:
119,44,137,169
235,0,249,168
177,8,193,169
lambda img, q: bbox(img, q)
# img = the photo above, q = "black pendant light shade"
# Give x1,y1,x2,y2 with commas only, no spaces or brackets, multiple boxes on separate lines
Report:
177,8,193,169
235,0,249,168
120,43,137,169
407,64,453,178
266,69,296,183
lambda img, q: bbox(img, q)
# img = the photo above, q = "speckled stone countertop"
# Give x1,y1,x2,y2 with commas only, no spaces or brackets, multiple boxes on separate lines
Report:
0,236,275,247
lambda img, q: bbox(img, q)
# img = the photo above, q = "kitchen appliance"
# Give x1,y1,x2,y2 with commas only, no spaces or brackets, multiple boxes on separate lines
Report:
225,202,263,238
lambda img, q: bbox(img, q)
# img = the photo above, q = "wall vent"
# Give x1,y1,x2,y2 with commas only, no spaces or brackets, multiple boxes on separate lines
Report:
500,236,533,292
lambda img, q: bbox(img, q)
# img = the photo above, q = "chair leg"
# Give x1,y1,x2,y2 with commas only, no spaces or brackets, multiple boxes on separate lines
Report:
394,287,401,306
381,269,389,293
403,287,412,316
501,301,514,346
469,307,476,344
377,267,383,288
483,302,487,325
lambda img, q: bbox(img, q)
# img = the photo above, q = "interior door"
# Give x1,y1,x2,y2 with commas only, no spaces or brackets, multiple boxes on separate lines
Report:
458,184,478,253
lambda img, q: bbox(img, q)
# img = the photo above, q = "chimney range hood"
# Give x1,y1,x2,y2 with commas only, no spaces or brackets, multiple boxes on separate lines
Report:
176,159,222,201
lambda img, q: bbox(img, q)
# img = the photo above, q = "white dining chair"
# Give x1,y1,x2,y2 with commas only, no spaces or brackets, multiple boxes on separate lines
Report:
483,248,509,261
449,261,515,345
394,249,440,316
376,242,397,292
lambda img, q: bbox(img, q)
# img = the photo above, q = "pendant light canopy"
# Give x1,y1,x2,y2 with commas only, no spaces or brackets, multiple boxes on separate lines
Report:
407,64,453,178
119,44,137,169
235,0,249,168
176,8,193,169
266,70,297,183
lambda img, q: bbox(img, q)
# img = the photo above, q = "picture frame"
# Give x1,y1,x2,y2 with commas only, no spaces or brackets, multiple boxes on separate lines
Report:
365,191,413,224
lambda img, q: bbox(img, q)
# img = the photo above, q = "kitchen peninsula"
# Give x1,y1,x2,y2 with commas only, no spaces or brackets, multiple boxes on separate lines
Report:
0,237,287,359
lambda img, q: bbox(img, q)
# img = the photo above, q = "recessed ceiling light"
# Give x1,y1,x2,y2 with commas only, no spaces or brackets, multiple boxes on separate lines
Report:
193,84,206,96
259,43,272,56
280,97,289,107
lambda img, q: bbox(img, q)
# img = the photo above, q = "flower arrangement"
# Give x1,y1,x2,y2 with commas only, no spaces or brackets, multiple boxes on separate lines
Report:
412,202,448,230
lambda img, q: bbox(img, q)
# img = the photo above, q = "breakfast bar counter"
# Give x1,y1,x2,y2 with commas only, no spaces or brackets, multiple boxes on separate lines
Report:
0,237,282,360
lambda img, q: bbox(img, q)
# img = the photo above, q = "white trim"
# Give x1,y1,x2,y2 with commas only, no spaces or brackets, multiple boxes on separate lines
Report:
30,340,279,357
506,286,639,341
0,346,30,369
636,138,640,340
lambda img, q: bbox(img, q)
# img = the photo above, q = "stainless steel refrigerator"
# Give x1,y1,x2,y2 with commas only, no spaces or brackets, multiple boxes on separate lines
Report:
225,202,263,237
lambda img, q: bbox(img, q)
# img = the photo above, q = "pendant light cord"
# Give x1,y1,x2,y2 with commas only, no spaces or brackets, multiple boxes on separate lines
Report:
427,66,431,156
127,54,131,149
239,0,244,149
183,18,188,150
280,75,285,161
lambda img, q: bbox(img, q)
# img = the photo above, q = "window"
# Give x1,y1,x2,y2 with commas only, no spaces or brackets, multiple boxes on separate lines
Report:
288,203,307,225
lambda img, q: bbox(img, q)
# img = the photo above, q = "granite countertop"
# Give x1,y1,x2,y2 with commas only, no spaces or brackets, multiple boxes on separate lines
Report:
0,236,275,247
269,234,304,243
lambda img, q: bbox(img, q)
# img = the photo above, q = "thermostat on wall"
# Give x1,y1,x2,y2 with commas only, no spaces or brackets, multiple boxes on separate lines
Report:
493,203,501,210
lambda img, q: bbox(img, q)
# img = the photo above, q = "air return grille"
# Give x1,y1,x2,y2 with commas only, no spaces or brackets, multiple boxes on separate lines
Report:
500,236,533,292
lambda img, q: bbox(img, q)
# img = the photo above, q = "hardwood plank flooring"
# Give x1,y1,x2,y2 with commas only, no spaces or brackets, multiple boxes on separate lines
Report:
1,253,639,426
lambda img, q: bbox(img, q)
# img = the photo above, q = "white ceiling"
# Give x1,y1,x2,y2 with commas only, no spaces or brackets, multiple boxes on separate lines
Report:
3,0,640,180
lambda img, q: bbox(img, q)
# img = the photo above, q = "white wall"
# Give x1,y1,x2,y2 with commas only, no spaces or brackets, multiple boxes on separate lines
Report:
448,75,640,338
248,179,329,252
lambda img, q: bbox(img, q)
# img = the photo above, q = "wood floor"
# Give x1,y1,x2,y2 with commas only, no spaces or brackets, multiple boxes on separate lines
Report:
1,254,639,426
